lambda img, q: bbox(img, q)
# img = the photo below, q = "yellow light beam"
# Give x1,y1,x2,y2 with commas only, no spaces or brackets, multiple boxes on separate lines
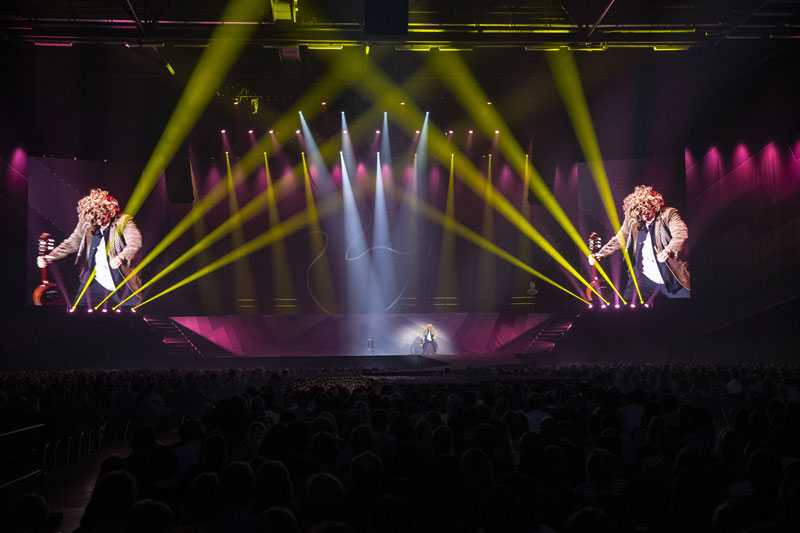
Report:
264,151,295,305
429,51,625,304
547,50,643,303
112,96,408,310
385,184,590,305
189,157,221,312
125,0,267,218
478,153,496,309
113,180,282,309
516,153,534,288
70,270,96,312
94,64,349,308
341,51,607,305
436,153,457,299
225,150,257,310
133,197,344,310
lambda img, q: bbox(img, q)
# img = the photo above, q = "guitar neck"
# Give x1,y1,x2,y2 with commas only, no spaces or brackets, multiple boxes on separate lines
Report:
39,263,49,285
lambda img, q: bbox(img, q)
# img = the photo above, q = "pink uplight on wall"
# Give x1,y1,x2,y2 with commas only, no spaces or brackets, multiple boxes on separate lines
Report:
356,162,367,184
381,164,392,182
6,148,28,198
733,143,751,168
10,147,27,178
684,148,696,171
331,164,342,187
403,165,415,185
499,164,513,190
702,146,723,191
429,166,442,196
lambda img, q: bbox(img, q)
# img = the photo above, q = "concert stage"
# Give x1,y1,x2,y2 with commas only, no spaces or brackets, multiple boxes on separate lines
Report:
0,310,557,370
4,300,792,371
171,312,552,358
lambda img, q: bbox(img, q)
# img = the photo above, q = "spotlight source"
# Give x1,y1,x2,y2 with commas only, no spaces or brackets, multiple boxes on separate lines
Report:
268,129,274,134
220,129,226,134
248,129,254,134
494,129,500,134
468,130,474,134
295,129,301,134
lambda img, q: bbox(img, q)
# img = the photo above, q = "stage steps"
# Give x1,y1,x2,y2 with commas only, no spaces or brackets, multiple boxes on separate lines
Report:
143,316,203,359
520,314,578,355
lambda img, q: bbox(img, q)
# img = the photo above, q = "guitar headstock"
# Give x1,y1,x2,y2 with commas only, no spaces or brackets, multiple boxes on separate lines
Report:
588,232,602,254
37,232,55,257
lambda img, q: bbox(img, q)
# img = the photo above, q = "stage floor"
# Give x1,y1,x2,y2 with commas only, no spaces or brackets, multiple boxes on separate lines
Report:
172,312,553,359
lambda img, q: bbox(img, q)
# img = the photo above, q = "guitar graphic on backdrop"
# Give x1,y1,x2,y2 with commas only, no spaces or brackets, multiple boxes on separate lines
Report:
32,232,65,306
585,231,606,303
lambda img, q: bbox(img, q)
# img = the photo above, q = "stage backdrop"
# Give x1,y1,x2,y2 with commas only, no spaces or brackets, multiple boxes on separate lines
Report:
26,150,686,314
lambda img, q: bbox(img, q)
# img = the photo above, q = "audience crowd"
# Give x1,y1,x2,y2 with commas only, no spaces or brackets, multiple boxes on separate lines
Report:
3,363,800,532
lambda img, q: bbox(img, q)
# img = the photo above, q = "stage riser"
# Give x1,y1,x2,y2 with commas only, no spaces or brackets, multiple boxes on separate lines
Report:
172,312,552,358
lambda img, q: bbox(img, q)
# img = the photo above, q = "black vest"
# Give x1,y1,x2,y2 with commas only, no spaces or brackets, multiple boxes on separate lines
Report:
632,222,681,293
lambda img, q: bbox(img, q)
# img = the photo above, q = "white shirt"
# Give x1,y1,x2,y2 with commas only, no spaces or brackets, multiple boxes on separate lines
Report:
94,228,116,290
641,221,665,284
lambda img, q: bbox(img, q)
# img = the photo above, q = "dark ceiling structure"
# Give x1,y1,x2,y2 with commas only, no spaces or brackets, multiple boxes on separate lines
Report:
1,1,799,51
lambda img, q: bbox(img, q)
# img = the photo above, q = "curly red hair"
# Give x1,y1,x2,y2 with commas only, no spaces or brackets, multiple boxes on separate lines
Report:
622,185,664,223
77,188,120,227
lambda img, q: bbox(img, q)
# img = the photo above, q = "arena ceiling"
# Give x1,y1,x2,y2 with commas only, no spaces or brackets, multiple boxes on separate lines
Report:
1,1,798,49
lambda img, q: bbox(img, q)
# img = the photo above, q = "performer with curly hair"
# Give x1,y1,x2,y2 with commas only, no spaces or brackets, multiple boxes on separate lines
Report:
37,188,142,307
421,324,438,355
588,185,690,301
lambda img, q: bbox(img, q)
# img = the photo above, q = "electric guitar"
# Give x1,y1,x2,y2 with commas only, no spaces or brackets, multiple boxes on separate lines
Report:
585,232,605,301
32,233,64,306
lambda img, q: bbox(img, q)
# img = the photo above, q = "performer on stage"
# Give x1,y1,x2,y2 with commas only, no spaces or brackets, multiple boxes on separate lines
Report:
36,188,142,307
422,324,438,355
589,185,690,301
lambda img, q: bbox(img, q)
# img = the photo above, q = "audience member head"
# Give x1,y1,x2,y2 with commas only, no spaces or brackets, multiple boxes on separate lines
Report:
304,473,345,524
258,507,299,533
127,499,174,533
255,460,294,509
220,461,255,505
